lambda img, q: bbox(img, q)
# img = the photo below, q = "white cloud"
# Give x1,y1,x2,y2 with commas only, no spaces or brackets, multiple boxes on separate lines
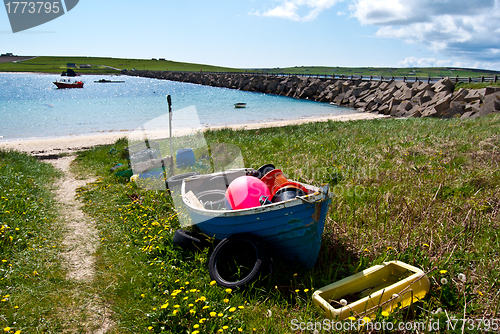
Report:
397,56,500,70
252,0,344,22
349,0,500,64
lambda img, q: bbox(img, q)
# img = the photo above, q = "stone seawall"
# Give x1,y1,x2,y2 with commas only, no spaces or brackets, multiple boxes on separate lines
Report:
125,70,500,119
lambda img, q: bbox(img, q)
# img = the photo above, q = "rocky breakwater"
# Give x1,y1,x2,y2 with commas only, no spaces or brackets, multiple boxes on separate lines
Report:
126,70,500,119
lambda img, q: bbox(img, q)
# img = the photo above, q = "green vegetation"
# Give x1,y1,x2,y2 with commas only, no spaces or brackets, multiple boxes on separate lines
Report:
455,81,500,91
269,65,500,79
1,56,500,79
0,56,245,74
0,151,69,332
66,114,500,332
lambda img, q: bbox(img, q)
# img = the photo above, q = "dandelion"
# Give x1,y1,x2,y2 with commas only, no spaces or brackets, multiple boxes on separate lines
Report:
210,312,217,317
202,306,209,310
174,305,180,308
478,291,484,296
386,246,393,251
293,273,298,277
363,248,369,252
439,270,447,274
3,328,10,332
160,303,169,309
225,288,232,293
199,318,207,323
238,305,244,309
173,310,178,315
229,307,236,312
192,331,200,334
193,324,200,329
238,329,243,332
304,289,309,293
348,316,356,321
210,280,216,286
339,299,347,306
190,309,196,314
218,313,223,317
423,243,430,247
223,298,229,303
148,326,153,330
381,311,390,317
458,273,466,282
295,289,300,293
441,278,448,285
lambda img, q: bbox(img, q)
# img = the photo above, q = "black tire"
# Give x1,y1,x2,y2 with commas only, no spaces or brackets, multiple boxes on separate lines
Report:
257,163,275,177
172,229,209,252
209,234,268,288
166,172,199,190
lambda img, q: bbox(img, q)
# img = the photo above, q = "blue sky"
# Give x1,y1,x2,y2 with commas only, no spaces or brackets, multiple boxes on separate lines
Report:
1,0,500,70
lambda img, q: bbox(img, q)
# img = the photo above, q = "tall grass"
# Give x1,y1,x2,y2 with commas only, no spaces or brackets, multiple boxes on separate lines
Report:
0,150,72,332
73,114,500,332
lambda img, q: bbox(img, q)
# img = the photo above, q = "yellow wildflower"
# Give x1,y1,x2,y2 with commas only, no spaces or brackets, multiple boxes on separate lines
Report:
381,311,390,317
439,270,447,274
210,280,216,286
229,307,236,312
210,312,217,317
225,288,232,293
160,303,168,309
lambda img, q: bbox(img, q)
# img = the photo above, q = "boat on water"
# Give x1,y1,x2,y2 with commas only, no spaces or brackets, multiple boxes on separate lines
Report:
94,79,125,83
181,168,331,269
234,103,247,108
53,78,84,89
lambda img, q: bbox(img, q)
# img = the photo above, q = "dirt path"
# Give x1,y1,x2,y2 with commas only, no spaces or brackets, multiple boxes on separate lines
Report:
49,155,113,333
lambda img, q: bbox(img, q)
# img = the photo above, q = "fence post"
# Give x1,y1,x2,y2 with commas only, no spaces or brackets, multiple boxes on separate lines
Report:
495,75,498,83
428,77,431,83
469,77,472,83
403,76,406,82
481,76,485,83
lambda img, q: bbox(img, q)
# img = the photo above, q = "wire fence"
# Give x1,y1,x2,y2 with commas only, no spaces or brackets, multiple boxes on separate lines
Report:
158,70,499,85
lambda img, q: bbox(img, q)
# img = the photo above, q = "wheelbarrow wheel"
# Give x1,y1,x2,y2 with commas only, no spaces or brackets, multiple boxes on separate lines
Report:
172,229,209,252
209,234,268,288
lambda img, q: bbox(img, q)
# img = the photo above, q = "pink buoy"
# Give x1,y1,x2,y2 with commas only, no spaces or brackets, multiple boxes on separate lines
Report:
225,176,271,210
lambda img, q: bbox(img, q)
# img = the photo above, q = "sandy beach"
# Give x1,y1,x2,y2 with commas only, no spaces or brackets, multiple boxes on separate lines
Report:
0,112,387,156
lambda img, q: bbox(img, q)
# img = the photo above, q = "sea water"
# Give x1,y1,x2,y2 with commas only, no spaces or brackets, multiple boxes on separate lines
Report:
0,72,354,140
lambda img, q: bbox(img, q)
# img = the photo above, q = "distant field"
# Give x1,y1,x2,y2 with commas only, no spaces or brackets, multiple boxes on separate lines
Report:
264,65,500,79
0,56,244,74
1,56,499,79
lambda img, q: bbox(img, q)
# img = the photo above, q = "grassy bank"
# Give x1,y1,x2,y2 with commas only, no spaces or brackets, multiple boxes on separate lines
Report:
0,151,69,332
0,56,244,74
70,114,500,332
1,56,500,80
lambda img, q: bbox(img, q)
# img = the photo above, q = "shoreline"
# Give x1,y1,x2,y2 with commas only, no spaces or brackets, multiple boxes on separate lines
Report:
0,113,388,156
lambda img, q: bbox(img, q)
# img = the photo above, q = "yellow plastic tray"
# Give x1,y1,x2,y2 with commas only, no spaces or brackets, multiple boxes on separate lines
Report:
312,261,430,320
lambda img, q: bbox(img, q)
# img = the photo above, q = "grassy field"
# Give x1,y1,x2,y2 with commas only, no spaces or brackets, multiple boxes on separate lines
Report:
0,151,75,332
70,114,499,333
1,56,500,79
0,56,245,74
267,66,500,79
2,114,500,332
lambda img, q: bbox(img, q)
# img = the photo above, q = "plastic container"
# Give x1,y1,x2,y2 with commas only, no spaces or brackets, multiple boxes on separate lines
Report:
312,261,430,320
225,176,271,210
176,148,196,167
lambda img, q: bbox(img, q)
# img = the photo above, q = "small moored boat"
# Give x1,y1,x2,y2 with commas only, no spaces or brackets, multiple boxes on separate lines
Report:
53,78,84,89
94,79,125,83
234,103,247,108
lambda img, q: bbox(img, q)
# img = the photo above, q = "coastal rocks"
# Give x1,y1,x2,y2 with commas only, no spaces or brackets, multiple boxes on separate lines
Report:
125,70,499,120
